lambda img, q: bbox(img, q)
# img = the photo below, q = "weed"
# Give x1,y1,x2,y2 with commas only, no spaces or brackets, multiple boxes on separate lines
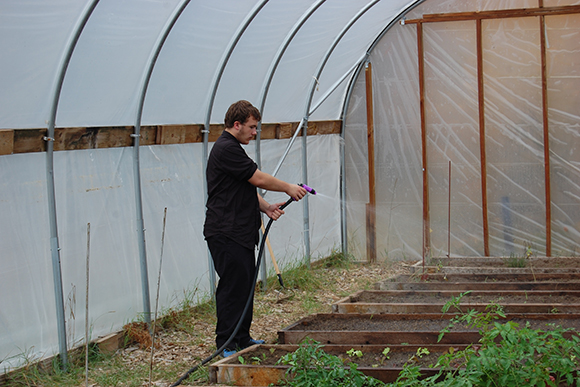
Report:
504,253,527,268
277,338,385,386
322,248,354,268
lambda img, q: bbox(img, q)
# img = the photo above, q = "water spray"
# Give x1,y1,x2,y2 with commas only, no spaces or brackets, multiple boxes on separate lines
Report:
170,184,316,386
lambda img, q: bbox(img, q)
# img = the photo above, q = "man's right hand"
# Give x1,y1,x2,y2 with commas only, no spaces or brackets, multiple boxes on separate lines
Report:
287,184,307,201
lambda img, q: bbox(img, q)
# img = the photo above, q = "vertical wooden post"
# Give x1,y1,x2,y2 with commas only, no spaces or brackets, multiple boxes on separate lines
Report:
417,22,430,262
477,19,490,256
365,61,377,264
539,4,552,257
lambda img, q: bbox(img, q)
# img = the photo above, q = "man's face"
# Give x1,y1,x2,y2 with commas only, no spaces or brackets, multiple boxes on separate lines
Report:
234,116,258,145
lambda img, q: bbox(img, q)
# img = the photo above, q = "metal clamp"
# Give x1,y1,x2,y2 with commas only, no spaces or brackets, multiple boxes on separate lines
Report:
43,136,55,142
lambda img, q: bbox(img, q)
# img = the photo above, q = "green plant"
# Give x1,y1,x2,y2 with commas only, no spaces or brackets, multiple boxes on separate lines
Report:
390,294,580,387
322,248,354,268
347,348,363,358
277,338,385,386
504,253,527,268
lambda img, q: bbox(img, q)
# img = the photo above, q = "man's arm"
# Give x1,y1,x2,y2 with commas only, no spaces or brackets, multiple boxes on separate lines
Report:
258,193,286,220
248,169,307,201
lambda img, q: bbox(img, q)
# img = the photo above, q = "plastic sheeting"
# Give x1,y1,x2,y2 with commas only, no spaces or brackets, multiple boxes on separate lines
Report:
0,0,421,129
345,0,580,260
0,134,341,372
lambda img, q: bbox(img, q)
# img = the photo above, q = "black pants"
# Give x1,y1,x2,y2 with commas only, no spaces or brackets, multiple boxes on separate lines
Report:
207,235,255,351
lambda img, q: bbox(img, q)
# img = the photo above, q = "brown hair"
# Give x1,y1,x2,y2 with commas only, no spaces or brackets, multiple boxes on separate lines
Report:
224,100,261,128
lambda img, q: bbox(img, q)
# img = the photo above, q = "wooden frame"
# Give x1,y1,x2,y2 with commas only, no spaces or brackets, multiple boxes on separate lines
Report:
409,4,579,257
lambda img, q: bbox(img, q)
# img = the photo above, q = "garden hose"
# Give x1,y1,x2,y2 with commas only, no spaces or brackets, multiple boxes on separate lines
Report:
170,185,315,386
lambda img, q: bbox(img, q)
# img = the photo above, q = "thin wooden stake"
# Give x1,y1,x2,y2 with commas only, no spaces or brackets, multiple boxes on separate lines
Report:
149,208,168,387
448,161,451,258
85,223,90,387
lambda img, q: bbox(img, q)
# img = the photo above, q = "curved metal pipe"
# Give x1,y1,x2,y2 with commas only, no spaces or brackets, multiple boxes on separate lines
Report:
268,58,362,186
300,0,382,263
255,0,326,172
202,0,270,293
132,0,192,327
338,0,427,255
45,0,101,369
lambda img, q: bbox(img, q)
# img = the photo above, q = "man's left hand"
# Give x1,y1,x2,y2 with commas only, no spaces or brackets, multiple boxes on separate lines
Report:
265,202,286,220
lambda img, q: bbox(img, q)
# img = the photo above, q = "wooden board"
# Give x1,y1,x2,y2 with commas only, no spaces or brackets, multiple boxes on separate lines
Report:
385,273,580,283
5,120,342,154
376,281,580,291
278,313,580,345
210,344,465,386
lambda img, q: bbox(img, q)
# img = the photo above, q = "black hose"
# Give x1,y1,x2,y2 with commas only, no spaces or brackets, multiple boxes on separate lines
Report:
170,197,294,386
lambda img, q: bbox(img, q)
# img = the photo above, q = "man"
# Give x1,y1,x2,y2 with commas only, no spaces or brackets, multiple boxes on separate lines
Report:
204,100,307,357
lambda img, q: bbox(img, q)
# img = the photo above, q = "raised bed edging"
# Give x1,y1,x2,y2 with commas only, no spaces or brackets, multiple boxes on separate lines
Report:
378,273,580,285
209,344,464,386
376,281,580,291
278,313,580,345
332,289,580,314
424,257,580,268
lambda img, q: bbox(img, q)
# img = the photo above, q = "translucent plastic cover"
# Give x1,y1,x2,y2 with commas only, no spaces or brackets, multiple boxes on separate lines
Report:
0,135,341,371
345,0,580,260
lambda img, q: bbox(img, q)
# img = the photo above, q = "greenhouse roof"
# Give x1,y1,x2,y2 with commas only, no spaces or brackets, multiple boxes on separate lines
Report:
0,0,422,130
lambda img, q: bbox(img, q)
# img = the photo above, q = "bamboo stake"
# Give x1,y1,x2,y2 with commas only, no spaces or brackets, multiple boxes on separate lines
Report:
85,223,90,387
149,208,167,387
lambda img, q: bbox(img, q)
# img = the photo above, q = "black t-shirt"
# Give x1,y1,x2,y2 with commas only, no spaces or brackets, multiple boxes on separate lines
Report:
203,130,260,250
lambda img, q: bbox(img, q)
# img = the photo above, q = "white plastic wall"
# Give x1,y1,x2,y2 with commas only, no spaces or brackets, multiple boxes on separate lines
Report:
0,134,341,372
345,0,580,260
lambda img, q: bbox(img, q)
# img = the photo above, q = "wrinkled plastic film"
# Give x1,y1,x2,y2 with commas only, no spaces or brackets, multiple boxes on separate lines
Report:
0,135,341,372
345,2,580,261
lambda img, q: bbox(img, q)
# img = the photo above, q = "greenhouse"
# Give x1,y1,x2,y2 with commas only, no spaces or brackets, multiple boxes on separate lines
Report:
1,0,579,375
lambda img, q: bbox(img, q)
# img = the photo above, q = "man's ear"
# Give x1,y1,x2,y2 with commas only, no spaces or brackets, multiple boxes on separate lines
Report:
232,121,242,131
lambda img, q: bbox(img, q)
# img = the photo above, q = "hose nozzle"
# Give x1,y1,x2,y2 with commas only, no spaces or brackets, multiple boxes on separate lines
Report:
298,183,316,195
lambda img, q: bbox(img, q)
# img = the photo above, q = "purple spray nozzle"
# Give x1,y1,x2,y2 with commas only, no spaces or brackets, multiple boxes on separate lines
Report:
298,183,316,195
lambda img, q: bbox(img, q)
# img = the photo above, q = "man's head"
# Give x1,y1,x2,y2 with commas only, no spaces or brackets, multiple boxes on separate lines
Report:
224,100,262,145
224,100,261,129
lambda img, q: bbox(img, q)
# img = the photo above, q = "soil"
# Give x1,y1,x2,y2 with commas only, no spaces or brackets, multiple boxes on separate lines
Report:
236,345,446,369
353,291,580,304
286,315,580,333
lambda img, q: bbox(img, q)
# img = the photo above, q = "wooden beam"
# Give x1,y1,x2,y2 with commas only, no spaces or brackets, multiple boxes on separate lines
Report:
477,19,490,257
539,12,552,257
404,5,580,24
417,22,430,261
13,129,46,153
365,62,377,264
3,121,341,155
0,130,14,155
